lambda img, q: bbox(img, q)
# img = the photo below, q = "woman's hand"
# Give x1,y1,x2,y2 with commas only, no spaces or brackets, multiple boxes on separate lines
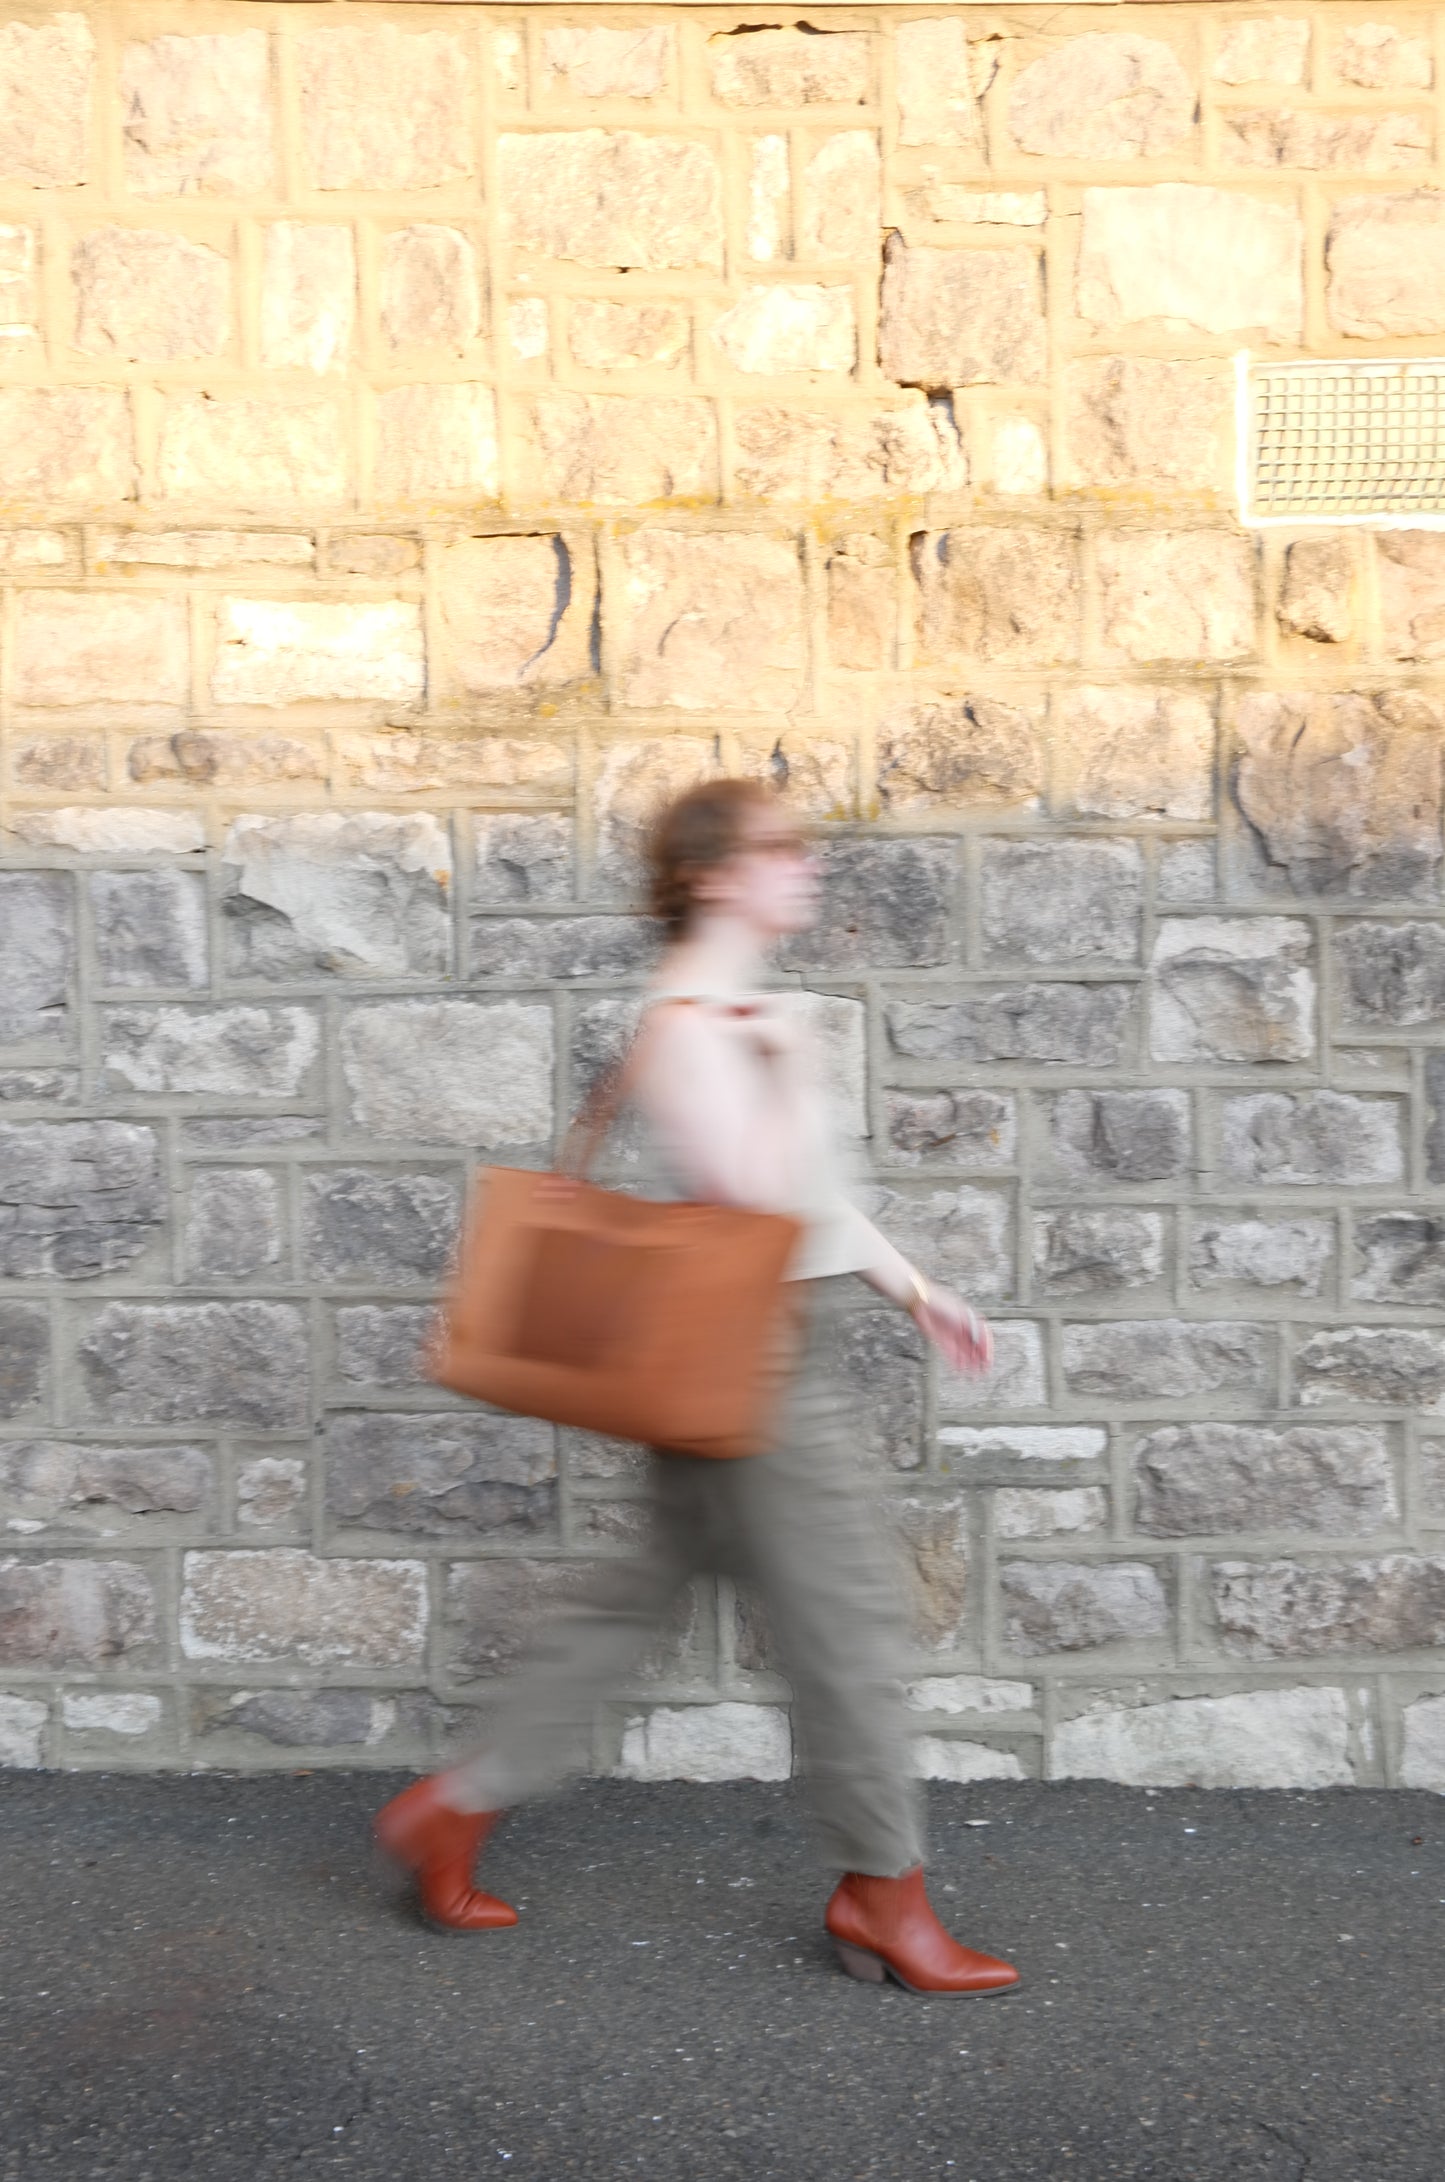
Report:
910,1281,994,1378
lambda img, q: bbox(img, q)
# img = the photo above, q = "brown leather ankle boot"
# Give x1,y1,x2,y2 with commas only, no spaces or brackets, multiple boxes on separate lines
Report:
825,1866,1019,1994
374,1774,518,1935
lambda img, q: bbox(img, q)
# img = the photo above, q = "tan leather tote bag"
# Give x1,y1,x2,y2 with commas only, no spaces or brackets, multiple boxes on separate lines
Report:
427,1002,802,1459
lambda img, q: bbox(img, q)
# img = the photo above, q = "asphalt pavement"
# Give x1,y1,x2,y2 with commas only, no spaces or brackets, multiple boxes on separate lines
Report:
3,1772,1442,2182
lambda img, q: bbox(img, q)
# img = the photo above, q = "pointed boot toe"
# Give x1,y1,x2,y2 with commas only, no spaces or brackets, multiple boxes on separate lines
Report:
825,1866,1019,1996
374,1774,516,1936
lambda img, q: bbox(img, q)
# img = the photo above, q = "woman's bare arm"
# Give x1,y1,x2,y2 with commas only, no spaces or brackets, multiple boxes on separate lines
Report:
631,1002,807,1207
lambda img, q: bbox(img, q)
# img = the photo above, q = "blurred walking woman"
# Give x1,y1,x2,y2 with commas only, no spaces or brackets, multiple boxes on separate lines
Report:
376,780,1019,1996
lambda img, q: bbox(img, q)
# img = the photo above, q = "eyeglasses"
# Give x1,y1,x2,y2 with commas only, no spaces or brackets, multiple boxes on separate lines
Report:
740,828,811,860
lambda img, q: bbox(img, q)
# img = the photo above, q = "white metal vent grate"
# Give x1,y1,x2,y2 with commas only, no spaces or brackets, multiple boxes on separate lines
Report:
1239,355,1445,527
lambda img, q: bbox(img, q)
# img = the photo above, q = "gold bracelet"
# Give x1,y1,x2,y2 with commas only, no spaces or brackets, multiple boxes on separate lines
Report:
905,1266,931,1320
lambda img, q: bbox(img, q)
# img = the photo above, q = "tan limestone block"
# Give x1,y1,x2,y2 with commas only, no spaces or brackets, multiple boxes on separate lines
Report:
1222,110,1431,171
157,394,347,507
260,224,355,374
333,732,571,797
299,26,472,192
877,697,1046,814
0,14,92,187
1078,185,1303,340
732,398,965,500
1335,22,1433,89
498,132,722,271
380,226,481,354
1377,534,1445,662
324,535,420,580
907,187,1045,228
128,731,324,788
568,299,688,373
11,807,204,854
13,593,188,709
1008,34,1194,160
1098,531,1255,665
912,526,1081,668
0,387,133,503
1056,687,1215,822
736,735,852,818
120,31,274,198
1213,17,1309,86
513,394,718,505
707,28,869,108
437,533,595,693
1278,538,1356,645
878,235,1045,388
507,296,549,363
896,19,980,149
1061,356,1233,493
989,416,1048,497
1327,192,1445,336
0,528,65,570
373,384,497,503
541,26,669,101
0,223,38,348
212,599,424,709
592,736,719,883
11,736,106,791
710,284,855,374
93,529,313,573
827,533,894,670
613,532,806,712
71,227,232,363
746,134,789,261
799,132,880,263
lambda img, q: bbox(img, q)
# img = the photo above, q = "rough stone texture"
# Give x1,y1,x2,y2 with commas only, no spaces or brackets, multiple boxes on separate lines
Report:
543,26,669,101
439,533,594,694
0,1442,208,1532
0,1121,163,1279
614,532,805,713
1224,109,1431,171
1051,1687,1351,1788
707,28,868,108
1336,22,1432,89
1351,1215,1445,1306
236,1456,306,1529
883,1090,1016,1171
1009,35,1194,160
1098,532,1254,666
120,30,274,198
380,227,481,355
157,393,348,506
303,1169,457,1287
731,399,965,501
913,526,1080,667
879,236,1046,389
340,1000,552,1148
1134,1424,1396,1537
88,872,208,992
891,1496,969,1649
800,133,880,263
569,299,688,373
1400,1694,1445,1791
781,838,951,972
72,227,231,365
1295,1329,1445,1411
0,13,92,186
0,1696,46,1767
864,1186,1012,1303
1213,1555,1445,1657
474,815,573,906
1221,1092,1403,1187
877,698,1044,815
220,813,448,980
499,132,722,270
332,1305,431,1393
375,383,498,502
711,283,855,375
102,1006,320,1101
896,19,979,148
1045,1090,1191,1184
1215,17,1311,86
1001,1560,1169,1655
1057,687,1214,822
1148,916,1314,1066
1190,1217,1334,1297
1327,192,1445,337
212,600,424,709
260,225,355,375
1033,1208,1163,1297
14,592,188,711
79,1301,309,1429
995,1486,1108,1541
0,873,73,1045
838,1309,926,1471
326,1413,555,1540
179,1549,425,1667
1062,1321,1271,1404
444,1558,609,1680
1278,538,1355,645
888,985,1135,1068
517,393,718,502
182,1169,280,1282
619,1703,792,1783
0,387,132,504
981,839,1141,966
1378,535,1445,664
299,27,471,192
0,1558,155,1669
1078,184,1303,340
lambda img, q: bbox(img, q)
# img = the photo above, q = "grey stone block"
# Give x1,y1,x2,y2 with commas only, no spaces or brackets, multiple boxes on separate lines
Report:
1220,1092,1403,1186
1033,1207,1163,1296
862,1184,1013,1300
179,1549,426,1668
887,985,1135,1066
1294,1327,1445,1409
1427,1053,1445,1183
1148,917,1315,1064
183,1168,282,1281
443,1556,610,1678
235,1454,307,1529
891,1495,969,1651
883,1089,1016,1168
302,1168,460,1285
0,1069,79,1103
1422,1441,1445,1520
1334,921,1445,1029
0,1441,210,1531
780,839,953,972
326,1410,557,1537
333,1304,433,1389
473,814,574,904
0,1303,48,1417
838,1306,926,1470
191,1687,434,1752
1212,1553,1445,1657
1352,1213,1445,1305
340,999,553,1148
1001,1560,1169,1655
980,838,1142,965
79,1301,310,1428
0,1556,157,1667
1045,1088,1190,1183
1190,1216,1334,1296
182,1117,324,1149
941,1319,1047,1412
469,913,656,982
88,869,208,990
0,872,73,1045
1133,1423,1395,1537
1156,840,1218,903
220,813,452,980
1062,1319,1272,1403
103,1005,321,1099
0,1120,164,1277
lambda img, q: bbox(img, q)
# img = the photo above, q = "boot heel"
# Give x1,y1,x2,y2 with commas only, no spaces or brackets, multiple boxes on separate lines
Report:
834,1940,887,1984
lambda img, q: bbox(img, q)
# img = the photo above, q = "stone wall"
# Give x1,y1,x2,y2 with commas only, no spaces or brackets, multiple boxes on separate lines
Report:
2,0,1445,1793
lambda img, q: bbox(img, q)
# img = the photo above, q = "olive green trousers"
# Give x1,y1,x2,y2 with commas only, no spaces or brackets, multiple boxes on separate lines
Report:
446,1277,923,1877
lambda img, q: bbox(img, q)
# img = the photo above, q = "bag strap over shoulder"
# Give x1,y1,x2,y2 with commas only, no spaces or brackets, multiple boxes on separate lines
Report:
559,995,698,1180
